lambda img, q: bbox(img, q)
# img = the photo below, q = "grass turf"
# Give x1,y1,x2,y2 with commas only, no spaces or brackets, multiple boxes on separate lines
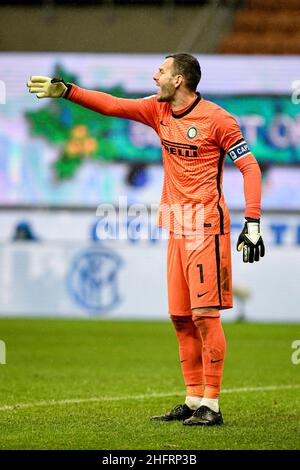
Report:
0,319,299,450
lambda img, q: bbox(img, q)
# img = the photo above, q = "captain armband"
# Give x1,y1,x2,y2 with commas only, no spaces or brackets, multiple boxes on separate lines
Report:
227,140,251,162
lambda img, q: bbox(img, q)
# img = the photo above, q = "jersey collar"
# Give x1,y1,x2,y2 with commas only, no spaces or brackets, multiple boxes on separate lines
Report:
171,92,202,119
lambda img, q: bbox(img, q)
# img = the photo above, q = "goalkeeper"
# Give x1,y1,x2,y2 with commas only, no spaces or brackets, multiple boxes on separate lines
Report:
27,55,265,426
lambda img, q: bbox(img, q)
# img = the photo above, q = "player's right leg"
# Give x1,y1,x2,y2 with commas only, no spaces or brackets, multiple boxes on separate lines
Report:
151,233,203,421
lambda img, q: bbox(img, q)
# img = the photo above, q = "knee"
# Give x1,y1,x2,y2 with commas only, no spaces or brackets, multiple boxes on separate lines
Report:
171,315,193,332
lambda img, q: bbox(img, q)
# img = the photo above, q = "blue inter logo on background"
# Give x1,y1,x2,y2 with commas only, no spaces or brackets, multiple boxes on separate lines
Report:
67,248,123,314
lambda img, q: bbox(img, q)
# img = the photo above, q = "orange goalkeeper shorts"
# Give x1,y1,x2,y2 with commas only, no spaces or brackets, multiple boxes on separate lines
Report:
167,232,233,315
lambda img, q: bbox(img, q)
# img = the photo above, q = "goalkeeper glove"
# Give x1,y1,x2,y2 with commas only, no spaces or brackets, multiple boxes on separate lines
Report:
237,217,265,263
27,77,72,99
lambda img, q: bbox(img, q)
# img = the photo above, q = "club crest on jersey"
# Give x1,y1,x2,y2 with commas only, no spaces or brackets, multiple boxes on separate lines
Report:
187,126,198,139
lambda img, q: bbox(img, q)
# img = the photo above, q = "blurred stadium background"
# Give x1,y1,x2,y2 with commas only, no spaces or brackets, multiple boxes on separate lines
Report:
0,0,299,322
0,0,300,451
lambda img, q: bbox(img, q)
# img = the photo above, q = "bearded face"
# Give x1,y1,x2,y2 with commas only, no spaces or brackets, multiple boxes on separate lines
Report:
156,81,176,102
153,57,178,103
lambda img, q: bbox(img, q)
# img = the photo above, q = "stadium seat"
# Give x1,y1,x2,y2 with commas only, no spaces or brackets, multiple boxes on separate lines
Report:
220,31,300,54
219,0,300,54
246,0,300,10
233,11,300,34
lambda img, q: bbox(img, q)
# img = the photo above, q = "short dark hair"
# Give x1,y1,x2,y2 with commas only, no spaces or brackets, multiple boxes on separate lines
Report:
165,53,201,92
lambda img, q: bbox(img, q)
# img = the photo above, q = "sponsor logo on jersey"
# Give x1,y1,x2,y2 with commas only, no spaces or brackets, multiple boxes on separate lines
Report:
187,126,198,139
162,139,198,158
228,140,251,161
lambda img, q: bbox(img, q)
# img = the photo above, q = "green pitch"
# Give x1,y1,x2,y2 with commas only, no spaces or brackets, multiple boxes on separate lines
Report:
0,319,299,450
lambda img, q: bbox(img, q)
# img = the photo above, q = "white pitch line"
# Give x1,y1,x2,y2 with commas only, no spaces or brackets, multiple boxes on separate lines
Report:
0,384,299,413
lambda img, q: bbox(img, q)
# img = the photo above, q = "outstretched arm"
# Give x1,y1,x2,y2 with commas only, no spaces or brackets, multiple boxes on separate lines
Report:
27,77,159,131
66,84,158,130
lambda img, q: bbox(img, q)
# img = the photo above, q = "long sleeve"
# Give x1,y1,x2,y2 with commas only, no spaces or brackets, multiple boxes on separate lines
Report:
211,107,262,220
66,84,159,132
234,153,262,219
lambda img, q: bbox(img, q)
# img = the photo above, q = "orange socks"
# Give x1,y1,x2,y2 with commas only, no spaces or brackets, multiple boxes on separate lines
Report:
171,315,204,398
171,314,226,402
193,315,226,399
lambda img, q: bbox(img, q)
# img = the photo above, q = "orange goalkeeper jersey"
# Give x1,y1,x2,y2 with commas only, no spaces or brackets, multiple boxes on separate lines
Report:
67,86,261,235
